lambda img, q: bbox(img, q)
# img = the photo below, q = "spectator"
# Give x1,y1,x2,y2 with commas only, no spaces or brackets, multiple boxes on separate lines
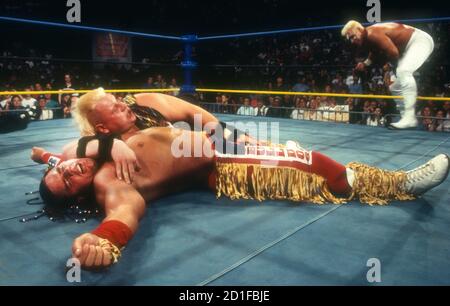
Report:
144,77,155,89
52,93,69,119
0,95,29,132
153,74,166,88
420,106,435,131
369,101,378,113
10,95,24,110
332,74,347,93
346,72,363,94
58,86,76,106
305,97,319,121
21,89,37,108
367,107,386,127
283,94,294,108
309,79,319,93
236,97,255,116
435,110,450,132
424,100,437,114
273,77,288,91
37,95,53,120
43,92,60,110
32,83,43,99
254,97,268,117
250,96,258,108
228,96,239,114
63,74,74,89
290,97,306,120
63,94,78,118
0,95,11,111
1,21,448,134
219,94,230,114
292,77,310,92
346,98,359,124
169,78,179,96
361,101,371,125
266,96,284,118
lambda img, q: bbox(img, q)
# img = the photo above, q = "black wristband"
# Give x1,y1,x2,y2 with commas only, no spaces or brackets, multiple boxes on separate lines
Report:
76,136,97,158
97,134,118,163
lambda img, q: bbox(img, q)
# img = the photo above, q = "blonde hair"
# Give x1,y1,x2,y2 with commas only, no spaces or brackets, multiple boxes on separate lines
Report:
341,20,364,37
72,87,107,136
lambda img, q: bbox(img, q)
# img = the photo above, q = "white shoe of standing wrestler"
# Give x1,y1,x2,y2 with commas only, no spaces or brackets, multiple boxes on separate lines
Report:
405,154,450,195
389,116,419,129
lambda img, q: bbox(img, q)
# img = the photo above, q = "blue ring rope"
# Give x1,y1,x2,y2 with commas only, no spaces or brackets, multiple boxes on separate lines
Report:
198,16,450,41
2,16,450,42
0,16,181,41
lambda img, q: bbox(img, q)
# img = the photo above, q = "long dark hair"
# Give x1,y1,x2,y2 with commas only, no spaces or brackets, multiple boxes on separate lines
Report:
39,171,99,220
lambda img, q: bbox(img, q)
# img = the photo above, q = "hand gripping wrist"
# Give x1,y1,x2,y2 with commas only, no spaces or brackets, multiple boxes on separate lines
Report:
363,58,372,67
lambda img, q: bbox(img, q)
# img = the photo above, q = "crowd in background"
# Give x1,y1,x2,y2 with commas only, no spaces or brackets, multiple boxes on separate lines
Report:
1,20,450,132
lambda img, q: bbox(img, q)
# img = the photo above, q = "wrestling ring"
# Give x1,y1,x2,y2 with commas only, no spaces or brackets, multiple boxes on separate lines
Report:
0,16,450,286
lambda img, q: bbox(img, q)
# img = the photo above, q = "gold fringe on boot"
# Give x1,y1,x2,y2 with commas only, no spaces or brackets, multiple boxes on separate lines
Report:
346,162,415,205
215,162,346,204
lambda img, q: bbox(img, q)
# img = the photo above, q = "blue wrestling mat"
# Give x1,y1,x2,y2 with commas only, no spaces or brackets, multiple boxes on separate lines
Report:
0,115,449,285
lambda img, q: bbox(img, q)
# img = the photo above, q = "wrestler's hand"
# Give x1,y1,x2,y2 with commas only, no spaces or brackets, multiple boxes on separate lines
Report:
111,139,141,184
355,62,366,72
31,147,46,163
72,233,113,269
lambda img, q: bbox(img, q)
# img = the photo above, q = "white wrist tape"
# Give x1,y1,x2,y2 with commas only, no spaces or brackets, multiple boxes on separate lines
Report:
363,58,372,67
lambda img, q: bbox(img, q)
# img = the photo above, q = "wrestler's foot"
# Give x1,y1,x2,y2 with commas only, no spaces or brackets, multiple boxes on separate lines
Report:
405,154,450,195
388,117,418,130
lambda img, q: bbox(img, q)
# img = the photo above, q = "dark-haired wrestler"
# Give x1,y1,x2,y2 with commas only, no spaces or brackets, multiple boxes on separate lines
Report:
36,126,449,269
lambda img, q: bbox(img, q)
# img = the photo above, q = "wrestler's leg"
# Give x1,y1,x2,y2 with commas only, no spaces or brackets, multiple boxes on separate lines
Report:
284,149,448,204
283,142,352,195
309,151,352,196
390,30,434,129
214,145,448,205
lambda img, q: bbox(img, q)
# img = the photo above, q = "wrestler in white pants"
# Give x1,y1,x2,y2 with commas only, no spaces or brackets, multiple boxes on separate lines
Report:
389,28,434,129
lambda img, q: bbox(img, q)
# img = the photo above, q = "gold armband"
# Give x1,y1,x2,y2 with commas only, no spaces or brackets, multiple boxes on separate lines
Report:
98,238,122,264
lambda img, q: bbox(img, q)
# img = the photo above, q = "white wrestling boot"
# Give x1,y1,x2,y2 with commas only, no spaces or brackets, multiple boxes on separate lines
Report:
389,93,418,130
389,115,418,129
404,154,450,195
394,99,405,118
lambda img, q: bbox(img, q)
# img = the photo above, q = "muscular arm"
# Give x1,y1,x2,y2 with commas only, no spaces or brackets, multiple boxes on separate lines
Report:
67,136,141,184
135,93,262,145
94,165,146,232
61,139,101,160
72,164,146,269
32,137,140,183
135,93,219,127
